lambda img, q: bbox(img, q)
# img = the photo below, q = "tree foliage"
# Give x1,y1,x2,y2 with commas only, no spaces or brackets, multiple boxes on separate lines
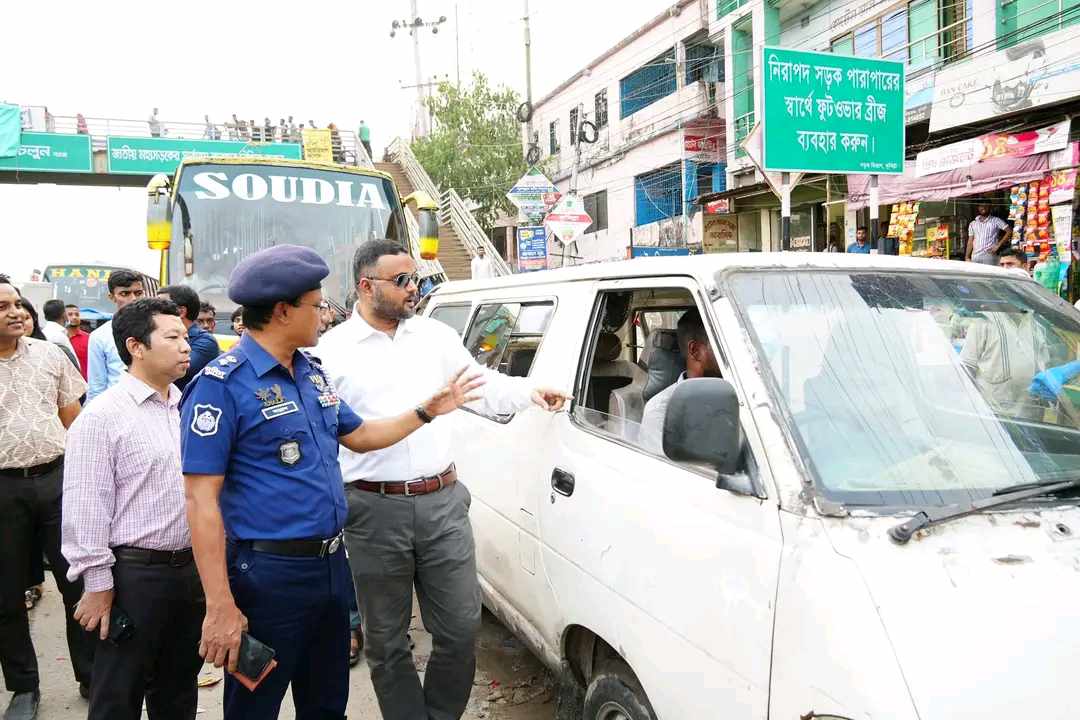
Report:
412,72,526,230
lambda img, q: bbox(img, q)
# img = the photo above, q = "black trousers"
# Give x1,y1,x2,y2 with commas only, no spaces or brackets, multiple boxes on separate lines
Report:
0,464,94,693
88,556,205,720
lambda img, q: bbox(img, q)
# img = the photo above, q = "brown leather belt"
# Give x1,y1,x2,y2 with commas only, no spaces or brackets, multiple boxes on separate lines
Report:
350,464,457,497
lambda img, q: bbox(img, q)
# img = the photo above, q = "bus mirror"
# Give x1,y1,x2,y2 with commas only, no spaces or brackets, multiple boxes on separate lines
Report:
418,210,439,260
402,191,440,261
146,173,172,251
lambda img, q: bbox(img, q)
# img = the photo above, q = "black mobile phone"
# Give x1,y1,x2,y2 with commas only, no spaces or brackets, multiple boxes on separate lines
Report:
107,606,136,645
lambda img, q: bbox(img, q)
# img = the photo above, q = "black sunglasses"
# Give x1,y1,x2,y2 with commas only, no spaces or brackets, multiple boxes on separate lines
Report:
365,272,420,289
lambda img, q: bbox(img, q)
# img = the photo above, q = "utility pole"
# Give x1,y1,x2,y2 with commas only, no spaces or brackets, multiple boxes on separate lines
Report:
389,4,447,139
523,0,534,146
411,0,425,137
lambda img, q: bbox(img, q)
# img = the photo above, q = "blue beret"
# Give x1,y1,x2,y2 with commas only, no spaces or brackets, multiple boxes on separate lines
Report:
228,245,329,306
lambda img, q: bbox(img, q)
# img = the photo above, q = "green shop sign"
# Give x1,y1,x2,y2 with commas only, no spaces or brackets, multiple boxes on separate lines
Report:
0,132,93,173
107,136,302,174
762,46,905,174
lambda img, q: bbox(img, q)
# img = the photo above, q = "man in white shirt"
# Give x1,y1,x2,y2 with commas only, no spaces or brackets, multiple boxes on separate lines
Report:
41,299,78,370
317,240,568,720
469,245,494,280
639,309,722,456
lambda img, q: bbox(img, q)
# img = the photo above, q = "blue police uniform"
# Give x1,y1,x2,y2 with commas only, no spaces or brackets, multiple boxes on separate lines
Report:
179,245,363,720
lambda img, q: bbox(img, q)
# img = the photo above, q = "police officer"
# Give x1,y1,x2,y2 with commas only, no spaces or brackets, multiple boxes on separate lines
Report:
180,245,483,720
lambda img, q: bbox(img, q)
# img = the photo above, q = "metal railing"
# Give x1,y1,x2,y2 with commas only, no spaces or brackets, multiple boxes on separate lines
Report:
386,137,511,277
43,114,365,166
386,138,441,200
439,188,512,276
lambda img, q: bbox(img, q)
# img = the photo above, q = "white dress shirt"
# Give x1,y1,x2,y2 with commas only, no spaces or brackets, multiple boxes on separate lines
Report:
471,255,494,280
43,320,78,367
316,309,536,482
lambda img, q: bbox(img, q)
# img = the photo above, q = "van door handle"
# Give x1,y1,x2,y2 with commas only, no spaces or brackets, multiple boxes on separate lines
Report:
551,468,575,497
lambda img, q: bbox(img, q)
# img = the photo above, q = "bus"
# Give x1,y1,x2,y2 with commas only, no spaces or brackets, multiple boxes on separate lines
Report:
145,156,440,344
42,264,159,323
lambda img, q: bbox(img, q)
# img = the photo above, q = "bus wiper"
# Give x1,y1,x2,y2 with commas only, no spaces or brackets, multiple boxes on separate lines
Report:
888,477,1080,545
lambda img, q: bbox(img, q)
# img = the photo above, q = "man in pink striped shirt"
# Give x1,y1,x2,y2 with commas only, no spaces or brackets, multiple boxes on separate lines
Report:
62,298,204,720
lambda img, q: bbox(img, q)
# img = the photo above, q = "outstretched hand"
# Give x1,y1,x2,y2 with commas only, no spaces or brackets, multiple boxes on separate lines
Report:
423,367,486,418
531,388,572,412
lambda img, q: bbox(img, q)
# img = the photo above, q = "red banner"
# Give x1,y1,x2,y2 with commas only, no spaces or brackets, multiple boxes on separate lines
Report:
978,120,1070,162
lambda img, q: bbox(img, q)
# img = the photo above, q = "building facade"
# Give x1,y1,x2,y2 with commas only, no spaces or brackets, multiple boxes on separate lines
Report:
525,0,725,264
523,0,1080,263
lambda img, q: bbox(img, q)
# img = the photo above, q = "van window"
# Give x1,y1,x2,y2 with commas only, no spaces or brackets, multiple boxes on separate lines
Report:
574,288,733,469
463,301,554,421
429,303,472,336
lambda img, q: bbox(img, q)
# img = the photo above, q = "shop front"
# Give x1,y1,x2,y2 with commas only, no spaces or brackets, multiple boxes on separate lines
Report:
847,139,1080,301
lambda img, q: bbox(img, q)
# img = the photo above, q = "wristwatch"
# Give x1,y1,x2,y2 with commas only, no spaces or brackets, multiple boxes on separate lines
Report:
415,406,434,424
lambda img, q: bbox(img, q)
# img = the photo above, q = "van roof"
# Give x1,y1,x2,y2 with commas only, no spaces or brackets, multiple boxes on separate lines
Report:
434,252,1022,294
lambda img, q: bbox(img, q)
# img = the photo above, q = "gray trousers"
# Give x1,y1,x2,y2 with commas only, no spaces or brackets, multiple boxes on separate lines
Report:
973,252,999,266
343,481,481,720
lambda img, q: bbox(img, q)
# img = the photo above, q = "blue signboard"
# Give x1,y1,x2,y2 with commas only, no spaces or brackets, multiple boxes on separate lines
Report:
631,246,696,257
517,226,548,272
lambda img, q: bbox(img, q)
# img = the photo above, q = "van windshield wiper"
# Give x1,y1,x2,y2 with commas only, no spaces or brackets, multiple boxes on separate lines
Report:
888,477,1080,545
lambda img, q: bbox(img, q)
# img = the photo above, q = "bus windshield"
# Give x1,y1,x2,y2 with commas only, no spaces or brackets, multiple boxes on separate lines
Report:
43,265,132,314
169,163,407,312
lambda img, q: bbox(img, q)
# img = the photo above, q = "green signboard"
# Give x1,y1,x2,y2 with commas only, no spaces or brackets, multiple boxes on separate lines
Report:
107,136,303,174
762,46,905,174
0,132,93,173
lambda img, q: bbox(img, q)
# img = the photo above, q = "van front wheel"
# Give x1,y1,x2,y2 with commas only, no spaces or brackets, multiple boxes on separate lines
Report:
583,660,657,720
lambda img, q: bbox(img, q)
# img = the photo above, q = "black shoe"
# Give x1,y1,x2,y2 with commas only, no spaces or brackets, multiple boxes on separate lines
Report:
3,690,40,720
79,682,90,700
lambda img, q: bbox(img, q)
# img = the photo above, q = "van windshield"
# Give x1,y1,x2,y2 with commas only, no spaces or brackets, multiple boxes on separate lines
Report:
727,270,1080,508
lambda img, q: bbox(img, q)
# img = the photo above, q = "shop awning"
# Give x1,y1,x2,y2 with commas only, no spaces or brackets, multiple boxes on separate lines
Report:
846,153,1050,210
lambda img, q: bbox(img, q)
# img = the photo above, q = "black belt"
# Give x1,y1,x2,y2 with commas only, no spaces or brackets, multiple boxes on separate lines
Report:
113,546,194,568
0,456,63,479
240,533,343,558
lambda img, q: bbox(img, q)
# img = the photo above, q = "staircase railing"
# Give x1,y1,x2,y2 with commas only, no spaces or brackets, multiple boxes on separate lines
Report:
439,189,512,276
386,137,510,277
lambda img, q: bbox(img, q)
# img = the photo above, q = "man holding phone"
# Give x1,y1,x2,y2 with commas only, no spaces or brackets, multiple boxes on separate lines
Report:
180,245,484,719
62,298,205,720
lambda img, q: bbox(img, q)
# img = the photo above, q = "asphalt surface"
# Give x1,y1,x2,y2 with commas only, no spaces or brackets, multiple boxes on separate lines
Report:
15,576,556,719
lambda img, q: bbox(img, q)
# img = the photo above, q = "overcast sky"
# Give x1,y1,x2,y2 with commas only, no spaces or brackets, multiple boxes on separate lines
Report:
1,0,665,281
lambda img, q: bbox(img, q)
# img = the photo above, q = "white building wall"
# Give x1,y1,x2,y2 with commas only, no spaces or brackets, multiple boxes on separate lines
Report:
522,1,721,263
555,131,686,263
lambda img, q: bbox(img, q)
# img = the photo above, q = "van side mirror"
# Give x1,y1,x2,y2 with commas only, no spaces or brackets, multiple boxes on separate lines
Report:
663,378,742,476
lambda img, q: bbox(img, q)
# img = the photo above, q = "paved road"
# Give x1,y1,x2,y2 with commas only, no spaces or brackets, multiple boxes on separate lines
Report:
19,576,556,719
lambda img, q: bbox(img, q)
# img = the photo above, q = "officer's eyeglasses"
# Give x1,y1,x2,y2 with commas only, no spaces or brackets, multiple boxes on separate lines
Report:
365,272,420,290
298,300,331,311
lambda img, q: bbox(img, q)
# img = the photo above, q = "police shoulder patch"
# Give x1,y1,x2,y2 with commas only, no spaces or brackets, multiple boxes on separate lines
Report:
203,365,227,380
191,404,223,437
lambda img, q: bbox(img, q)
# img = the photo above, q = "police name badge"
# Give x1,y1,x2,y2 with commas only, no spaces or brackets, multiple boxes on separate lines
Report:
191,404,222,437
279,440,301,466
262,401,300,420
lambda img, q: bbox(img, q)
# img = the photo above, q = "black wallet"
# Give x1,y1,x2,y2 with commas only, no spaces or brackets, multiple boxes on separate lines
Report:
231,632,277,691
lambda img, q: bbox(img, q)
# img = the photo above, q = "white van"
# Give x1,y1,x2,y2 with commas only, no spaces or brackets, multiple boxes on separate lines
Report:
421,253,1080,720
